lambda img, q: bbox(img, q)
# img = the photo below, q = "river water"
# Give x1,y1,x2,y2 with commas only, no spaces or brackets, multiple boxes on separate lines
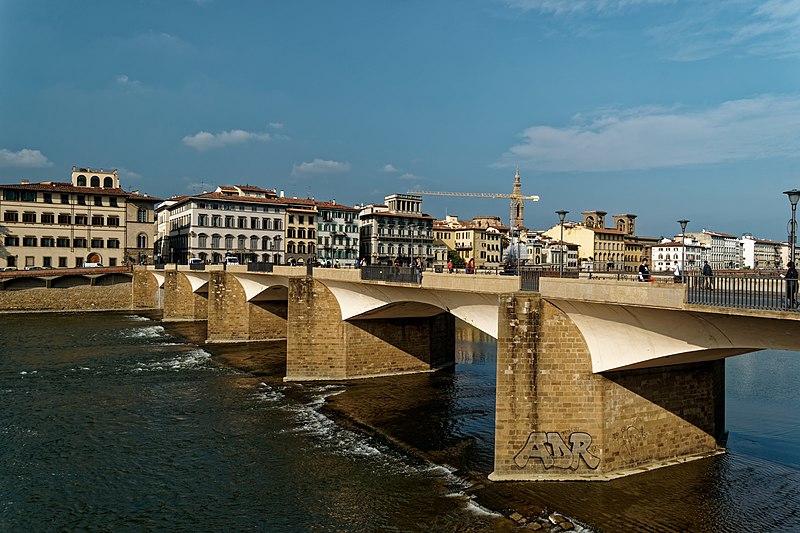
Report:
2,312,800,532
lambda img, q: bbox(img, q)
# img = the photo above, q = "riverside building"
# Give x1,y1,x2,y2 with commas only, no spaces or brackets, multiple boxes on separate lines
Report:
0,166,159,269
155,185,285,264
359,194,434,266
315,200,360,267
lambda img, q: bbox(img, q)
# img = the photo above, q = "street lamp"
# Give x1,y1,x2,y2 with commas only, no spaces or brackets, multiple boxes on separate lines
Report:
785,189,800,266
678,219,689,281
556,210,569,277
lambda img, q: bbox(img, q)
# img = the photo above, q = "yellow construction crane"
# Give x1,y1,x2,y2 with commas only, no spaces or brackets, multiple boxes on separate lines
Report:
408,190,539,202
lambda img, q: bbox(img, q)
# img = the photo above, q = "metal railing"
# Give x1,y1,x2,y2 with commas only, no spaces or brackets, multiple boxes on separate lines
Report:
519,268,580,292
686,274,793,311
247,262,274,273
360,265,419,284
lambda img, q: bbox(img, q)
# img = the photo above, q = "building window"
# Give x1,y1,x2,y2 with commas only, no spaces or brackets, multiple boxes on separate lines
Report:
225,235,234,249
58,214,71,224
58,257,67,267
225,216,234,228
4,211,18,222
237,236,246,250
92,215,104,226
198,214,209,226
137,234,147,248
94,196,103,206
91,238,104,248
75,215,87,225
43,193,52,203
74,238,87,248
90,176,100,187
211,235,221,249
77,195,86,205
21,191,35,202
250,236,259,250
198,234,208,248
109,197,118,207
22,236,37,247
107,216,120,226
41,237,55,247
109,257,117,266
41,213,55,224
238,217,247,229
107,239,120,249
4,236,19,246
212,215,221,227
57,237,70,247
104,177,113,187
137,208,147,223
60,193,69,204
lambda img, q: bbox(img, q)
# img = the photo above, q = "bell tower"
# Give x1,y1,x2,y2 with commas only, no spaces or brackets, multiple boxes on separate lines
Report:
510,167,525,230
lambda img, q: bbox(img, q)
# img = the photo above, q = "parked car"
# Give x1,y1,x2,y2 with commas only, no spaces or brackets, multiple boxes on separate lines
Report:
224,257,239,265
187,258,203,265
1,267,18,271
24,266,44,270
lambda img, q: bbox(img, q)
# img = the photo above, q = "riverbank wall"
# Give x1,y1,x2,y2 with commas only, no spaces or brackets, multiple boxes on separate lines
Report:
0,283,133,312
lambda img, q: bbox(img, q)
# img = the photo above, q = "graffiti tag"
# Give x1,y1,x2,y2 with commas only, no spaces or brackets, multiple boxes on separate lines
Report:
513,431,600,470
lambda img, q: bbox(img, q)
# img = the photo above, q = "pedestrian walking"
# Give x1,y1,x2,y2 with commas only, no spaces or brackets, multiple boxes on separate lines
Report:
638,259,650,282
786,261,798,308
702,260,714,290
673,261,682,283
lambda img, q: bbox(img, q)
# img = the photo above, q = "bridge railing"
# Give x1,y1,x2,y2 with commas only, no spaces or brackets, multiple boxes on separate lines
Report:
360,265,419,284
519,268,580,292
686,274,792,311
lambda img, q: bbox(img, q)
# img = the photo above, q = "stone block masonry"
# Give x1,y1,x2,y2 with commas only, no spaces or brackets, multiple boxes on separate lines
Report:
162,270,208,321
491,294,724,481
285,277,455,381
132,267,161,309
207,271,287,342
0,283,132,312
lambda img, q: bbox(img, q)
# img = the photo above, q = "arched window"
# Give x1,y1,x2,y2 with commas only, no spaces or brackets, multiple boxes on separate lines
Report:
262,236,270,250
287,241,296,254
309,243,316,254
103,177,113,188
225,235,234,249
274,236,282,251
249,236,258,250
297,228,306,239
77,175,87,186
198,234,208,248
287,228,296,238
298,242,306,254
308,229,315,239
211,235,221,249
90,176,100,187
237,235,246,250
137,233,147,248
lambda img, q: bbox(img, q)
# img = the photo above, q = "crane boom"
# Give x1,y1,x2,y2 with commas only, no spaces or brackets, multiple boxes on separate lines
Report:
409,190,540,201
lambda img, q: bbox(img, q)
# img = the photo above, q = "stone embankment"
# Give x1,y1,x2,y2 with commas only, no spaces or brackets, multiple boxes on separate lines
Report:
0,283,132,312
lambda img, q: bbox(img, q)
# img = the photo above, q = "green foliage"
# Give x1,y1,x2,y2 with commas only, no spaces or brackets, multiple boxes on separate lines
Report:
447,250,466,267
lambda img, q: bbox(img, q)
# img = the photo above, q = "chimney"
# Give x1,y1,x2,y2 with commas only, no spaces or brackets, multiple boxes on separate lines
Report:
280,190,284,198
20,179,29,185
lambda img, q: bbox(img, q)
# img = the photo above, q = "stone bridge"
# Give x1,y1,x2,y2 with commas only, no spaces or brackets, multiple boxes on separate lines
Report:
131,265,800,481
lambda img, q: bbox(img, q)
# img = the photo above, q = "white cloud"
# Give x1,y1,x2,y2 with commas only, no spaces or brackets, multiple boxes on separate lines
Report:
268,122,284,129
291,158,351,176
382,164,400,173
0,148,53,168
182,129,279,151
115,74,141,87
398,172,424,181
499,94,800,172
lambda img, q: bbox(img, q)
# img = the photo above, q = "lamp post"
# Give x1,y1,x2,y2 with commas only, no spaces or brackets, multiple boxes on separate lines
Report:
556,210,569,277
785,190,800,266
678,219,689,281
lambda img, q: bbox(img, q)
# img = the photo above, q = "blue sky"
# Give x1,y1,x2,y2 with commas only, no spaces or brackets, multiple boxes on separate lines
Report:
2,0,800,240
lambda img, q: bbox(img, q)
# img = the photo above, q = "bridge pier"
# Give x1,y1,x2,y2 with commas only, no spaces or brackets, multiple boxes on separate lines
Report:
132,267,162,310
207,271,287,342
491,294,725,481
162,270,208,321
285,277,454,381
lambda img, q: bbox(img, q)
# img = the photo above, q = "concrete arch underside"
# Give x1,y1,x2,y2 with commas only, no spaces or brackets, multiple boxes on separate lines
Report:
231,273,289,302
550,299,800,372
319,280,501,338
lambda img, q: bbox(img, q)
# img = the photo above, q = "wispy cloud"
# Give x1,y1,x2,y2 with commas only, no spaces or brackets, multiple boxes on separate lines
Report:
498,94,800,172
504,0,671,16
183,129,284,151
291,158,351,176
398,172,424,181
0,148,53,168
382,164,400,173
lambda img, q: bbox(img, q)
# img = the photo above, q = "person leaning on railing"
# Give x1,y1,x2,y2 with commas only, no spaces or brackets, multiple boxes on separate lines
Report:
702,260,714,290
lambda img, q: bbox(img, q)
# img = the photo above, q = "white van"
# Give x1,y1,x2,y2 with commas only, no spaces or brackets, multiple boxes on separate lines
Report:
188,258,203,265
224,256,239,265
84,262,103,268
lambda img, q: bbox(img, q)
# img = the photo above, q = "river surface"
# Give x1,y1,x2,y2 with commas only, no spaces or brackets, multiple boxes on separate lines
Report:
2,312,800,532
